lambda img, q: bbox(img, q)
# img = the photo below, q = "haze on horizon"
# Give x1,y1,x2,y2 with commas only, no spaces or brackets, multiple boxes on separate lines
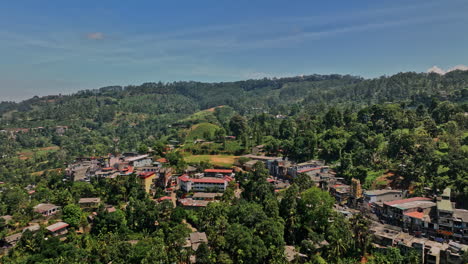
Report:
1,0,468,102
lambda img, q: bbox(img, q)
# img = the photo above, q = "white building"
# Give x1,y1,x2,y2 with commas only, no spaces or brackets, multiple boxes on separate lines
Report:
178,175,233,192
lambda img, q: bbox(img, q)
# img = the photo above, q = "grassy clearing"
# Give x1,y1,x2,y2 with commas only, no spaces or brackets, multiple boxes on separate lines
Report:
364,169,386,189
183,154,238,167
186,122,220,140
18,146,60,159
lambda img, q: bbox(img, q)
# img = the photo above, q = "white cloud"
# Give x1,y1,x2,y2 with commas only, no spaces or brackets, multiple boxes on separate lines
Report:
427,65,446,75
448,65,468,72
427,65,468,75
86,32,104,40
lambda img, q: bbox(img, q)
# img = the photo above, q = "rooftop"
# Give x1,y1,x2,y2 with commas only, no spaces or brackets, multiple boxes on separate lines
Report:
79,197,101,204
125,154,150,162
46,222,69,232
384,197,431,206
192,192,222,199
33,203,59,213
242,154,282,161
297,167,324,174
204,169,233,174
139,171,156,179
404,211,424,219
179,175,231,184
454,209,468,222
4,233,22,244
23,224,40,232
364,189,402,196
189,232,208,251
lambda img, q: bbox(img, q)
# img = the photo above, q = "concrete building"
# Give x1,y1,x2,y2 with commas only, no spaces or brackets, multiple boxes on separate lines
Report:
364,189,404,204
46,222,69,236
287,160,325,178
34,203,60,217
124,154,152,168
178,175,233,192
78,197,101,209
383,197,436,226
138,171,158,194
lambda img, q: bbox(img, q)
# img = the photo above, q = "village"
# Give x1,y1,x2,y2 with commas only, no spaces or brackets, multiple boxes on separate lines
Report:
1,144,467,264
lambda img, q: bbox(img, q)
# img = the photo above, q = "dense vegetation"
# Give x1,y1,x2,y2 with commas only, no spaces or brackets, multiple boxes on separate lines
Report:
0,70,467,263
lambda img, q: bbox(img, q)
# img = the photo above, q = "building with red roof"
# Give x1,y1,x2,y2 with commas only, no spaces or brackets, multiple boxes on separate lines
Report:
383,197,435,226
178,174,233,192
138,171,158,194
156,158,168,163
157,196,172,202
46,221,69,236
204,168,233,177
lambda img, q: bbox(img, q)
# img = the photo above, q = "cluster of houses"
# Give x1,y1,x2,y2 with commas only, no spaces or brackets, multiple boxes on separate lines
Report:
359,187,468,264
363,188,468,245
3,145,468,263
0,196,108,253
66,152,173,194
0,125,69,137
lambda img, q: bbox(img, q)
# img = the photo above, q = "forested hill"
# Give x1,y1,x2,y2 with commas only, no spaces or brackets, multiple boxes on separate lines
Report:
1,70,467,125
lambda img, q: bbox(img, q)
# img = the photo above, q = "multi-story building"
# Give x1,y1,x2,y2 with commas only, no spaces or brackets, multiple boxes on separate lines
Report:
138,171,158,194
383,197,436,227
364,189,404,204
178,174,233,192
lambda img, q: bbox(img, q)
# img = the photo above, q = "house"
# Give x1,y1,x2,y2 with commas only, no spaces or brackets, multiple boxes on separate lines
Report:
284,245,308,262
370,221,468,264
2,232,22,248
330,184,351,204
243,160,261,171
79,198,101,208
138,171,158,194
23,224,40,233
34,203,60,217
364,189,404,204
287,160,326,178
178,175,234,192
188,232,208,251
46,222,69,236
251,145,265,155
124,154,152,168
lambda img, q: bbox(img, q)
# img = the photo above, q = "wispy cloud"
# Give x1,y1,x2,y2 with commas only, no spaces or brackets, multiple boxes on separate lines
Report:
428,65,468,75
86,32,104,40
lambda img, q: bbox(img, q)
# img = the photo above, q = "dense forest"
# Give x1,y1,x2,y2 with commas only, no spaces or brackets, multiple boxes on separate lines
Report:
0,70,467,263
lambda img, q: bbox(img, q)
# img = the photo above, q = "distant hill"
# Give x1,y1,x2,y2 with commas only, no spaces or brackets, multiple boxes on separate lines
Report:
1,71,467,131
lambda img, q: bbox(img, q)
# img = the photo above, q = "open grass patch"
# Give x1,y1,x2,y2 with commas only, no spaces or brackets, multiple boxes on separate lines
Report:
183,154,238,167
185,122,220,141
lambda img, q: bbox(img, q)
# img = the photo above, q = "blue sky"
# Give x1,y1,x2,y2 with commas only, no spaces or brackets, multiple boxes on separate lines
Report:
1,0,468,101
